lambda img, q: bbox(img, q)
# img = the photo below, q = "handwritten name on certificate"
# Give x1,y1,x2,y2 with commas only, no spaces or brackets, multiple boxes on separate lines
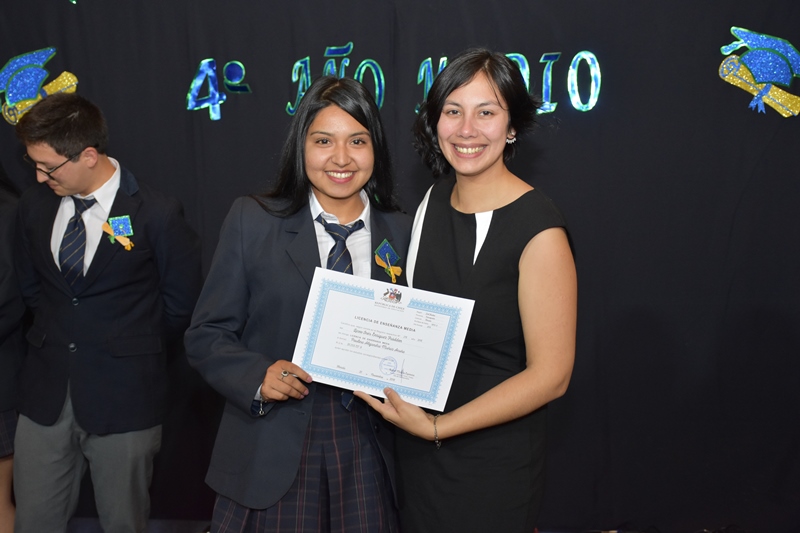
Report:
291,268,474,411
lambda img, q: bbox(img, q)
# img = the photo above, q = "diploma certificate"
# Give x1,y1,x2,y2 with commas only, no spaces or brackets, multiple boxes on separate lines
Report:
291,268,474,411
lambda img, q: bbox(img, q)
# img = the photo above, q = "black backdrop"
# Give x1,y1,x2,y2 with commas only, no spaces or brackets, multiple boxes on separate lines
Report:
2,1,799,531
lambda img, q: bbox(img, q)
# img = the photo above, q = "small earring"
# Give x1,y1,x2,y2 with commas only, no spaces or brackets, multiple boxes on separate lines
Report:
506,137,516,144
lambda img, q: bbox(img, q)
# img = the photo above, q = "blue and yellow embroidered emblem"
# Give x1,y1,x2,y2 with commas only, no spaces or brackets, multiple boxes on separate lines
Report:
374,239,402,283
102,216,135,251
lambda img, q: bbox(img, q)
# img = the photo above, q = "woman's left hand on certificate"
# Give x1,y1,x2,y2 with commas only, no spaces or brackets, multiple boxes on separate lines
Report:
355,388,436,440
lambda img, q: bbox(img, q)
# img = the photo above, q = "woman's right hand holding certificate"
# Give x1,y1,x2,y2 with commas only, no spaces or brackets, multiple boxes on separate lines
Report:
260,360,312,402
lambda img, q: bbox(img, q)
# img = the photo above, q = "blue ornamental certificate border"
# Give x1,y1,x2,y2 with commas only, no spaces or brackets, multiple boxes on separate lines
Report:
298,277,463,405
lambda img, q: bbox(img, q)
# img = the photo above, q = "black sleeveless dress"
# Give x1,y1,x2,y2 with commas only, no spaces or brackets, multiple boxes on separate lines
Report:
396,177,568,533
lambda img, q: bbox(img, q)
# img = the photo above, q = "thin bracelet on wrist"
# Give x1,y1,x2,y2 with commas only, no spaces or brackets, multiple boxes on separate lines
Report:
433,414,441,449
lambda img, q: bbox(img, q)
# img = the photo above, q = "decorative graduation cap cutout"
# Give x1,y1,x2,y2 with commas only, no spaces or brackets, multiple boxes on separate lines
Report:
719,27,800,117
0,47,78,125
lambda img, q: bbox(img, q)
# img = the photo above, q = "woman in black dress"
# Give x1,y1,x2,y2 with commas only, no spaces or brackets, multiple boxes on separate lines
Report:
356,48,577,532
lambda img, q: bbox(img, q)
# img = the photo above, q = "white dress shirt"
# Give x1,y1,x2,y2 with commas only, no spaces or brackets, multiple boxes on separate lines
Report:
49,158,121,274
308,189,372,279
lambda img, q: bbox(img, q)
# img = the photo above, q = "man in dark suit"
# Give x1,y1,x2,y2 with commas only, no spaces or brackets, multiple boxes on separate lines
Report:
12,93,202,533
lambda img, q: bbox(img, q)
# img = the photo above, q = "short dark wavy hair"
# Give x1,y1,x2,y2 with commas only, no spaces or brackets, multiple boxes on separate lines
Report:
261,76,400,216
15,92,108,157
413,48,541,178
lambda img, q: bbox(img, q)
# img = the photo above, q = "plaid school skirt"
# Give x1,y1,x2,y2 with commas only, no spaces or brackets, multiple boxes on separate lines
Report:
211,384,397,533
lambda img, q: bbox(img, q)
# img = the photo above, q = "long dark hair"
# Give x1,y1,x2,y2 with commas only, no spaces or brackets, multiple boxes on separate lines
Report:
413,48,541,177
256,76,400,216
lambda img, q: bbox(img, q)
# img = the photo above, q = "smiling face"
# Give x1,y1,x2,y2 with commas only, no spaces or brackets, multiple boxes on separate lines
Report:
304,105,374,221
436,72,514,181
25,142,97,197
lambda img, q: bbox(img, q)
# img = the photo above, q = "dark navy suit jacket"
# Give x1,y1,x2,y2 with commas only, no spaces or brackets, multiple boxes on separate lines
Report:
14,166,202,434
0,188,24,412
185,196,412,510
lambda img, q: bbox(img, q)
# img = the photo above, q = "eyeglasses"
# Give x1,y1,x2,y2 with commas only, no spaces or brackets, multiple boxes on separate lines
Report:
23,152,79,179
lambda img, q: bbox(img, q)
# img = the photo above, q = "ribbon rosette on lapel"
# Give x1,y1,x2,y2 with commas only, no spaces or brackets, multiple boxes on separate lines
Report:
374,239,402,283
102,215,135,251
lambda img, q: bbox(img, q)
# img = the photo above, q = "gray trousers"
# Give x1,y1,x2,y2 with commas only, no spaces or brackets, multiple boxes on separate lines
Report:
13,393,161,533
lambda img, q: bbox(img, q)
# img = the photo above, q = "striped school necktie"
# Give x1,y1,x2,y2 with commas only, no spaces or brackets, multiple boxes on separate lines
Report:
316,214,365,274
315,214,365,410
59,196,96,287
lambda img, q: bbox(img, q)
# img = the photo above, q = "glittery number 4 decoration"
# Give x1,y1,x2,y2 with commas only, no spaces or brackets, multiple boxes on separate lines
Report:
186,59,251,121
